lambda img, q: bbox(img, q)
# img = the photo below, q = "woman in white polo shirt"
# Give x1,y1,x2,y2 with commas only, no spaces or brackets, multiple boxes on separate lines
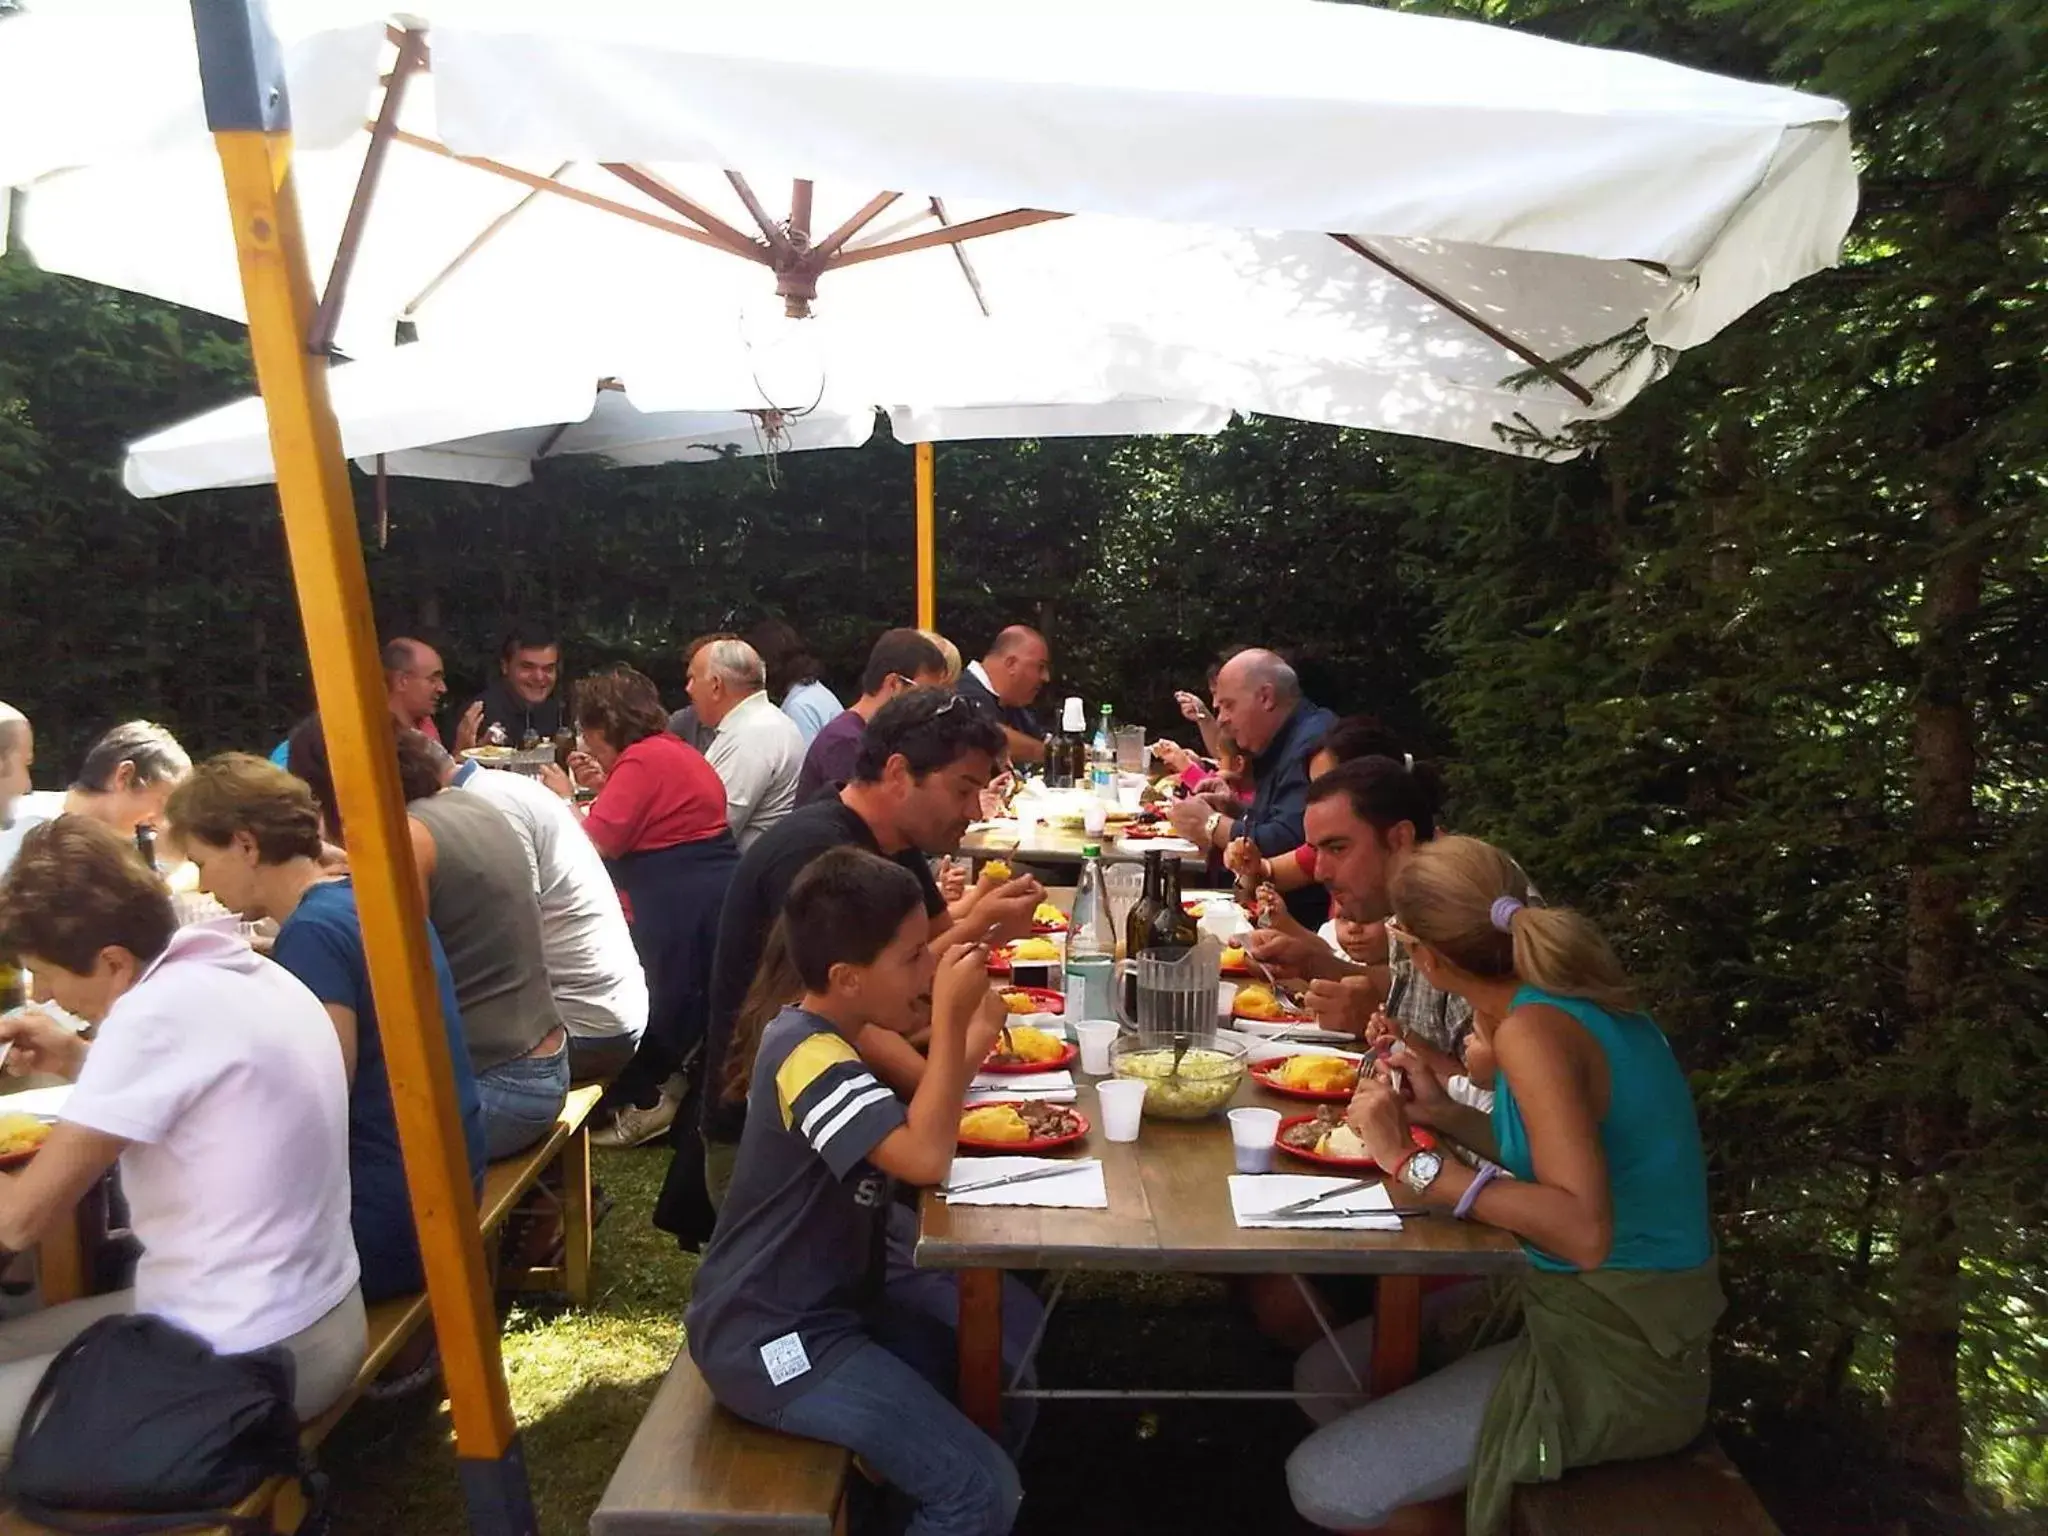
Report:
0,816,364,1458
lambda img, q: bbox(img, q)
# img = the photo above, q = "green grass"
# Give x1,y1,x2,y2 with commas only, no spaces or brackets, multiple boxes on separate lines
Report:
323,1145,696,1536
317,1142,1322,1535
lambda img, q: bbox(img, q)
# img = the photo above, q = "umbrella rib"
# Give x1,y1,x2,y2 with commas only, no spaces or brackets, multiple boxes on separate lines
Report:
931,197,992,317
725,172,794,260
601,166,764,259
811,193,905,261
385,129,750,256
830,208,1069,268
1328,233,1595,406
312,27,426,354
403,161,570,321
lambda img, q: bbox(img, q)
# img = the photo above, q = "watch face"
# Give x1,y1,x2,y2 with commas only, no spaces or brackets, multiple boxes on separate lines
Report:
1400,1149,1444,1193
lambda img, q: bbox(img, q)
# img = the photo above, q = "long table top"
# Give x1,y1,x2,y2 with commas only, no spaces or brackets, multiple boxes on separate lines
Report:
917,1077,1528,1277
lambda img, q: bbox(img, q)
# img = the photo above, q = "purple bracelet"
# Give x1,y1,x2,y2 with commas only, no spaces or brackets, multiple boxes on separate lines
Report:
1454,1161,1500,1220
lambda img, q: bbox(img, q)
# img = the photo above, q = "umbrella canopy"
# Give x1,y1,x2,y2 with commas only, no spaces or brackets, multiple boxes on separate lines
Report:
120,330,1232,498
0,0,1858,457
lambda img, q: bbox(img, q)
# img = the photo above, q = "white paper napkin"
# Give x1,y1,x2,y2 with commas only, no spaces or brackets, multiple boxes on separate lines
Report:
1229,1175,1403,1231
942,1157,1108,1208
1244,1039,1367,1065
966,1069,1076,1103
1118,835,1199,856
0,1084,72,1119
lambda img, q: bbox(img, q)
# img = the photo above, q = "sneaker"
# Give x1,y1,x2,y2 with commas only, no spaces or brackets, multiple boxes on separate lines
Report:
590,1092,679,1149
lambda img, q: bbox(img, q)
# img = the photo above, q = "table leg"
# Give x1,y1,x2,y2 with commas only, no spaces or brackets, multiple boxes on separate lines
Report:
1372,1275,1423,1393
956,1268,1004,1435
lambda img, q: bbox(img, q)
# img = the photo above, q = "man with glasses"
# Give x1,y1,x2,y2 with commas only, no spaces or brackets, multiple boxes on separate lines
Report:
381,637,447,745
795,628,952,805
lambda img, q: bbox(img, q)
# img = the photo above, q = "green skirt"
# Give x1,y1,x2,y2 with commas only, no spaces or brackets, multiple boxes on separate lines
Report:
1464,1257,1726,1534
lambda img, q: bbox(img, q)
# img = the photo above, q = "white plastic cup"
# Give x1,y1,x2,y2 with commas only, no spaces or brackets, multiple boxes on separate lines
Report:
1075,1020,1122,1075
1116,780,1144,813
1216,981,1239,1022
1097,1079,1148,1142
1228,1107,1282,1174
1082,800,1108,836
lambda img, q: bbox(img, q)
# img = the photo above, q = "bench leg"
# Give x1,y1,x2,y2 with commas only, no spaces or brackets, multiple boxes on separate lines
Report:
1372,1275,1423,1393
956,1268,1004,1436
560,1129,593,1306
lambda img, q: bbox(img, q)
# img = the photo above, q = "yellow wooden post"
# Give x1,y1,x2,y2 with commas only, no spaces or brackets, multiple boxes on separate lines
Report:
190,5,534,1531
915,439,937,628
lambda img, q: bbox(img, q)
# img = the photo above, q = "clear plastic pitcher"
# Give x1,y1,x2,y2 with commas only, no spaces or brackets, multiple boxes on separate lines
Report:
1113,944,1222,1034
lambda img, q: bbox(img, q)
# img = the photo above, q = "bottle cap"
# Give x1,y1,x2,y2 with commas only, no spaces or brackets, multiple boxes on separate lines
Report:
1081,844,1101,858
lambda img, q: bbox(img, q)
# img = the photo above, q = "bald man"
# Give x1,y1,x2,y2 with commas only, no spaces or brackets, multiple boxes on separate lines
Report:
957,625,1052,764
1167,648,1335,924
0,702,59,879
382,637,447,744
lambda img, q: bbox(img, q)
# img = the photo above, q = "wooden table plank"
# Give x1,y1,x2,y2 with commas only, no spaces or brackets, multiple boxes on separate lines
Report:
921,1077,1526,1432
957,824,1208,872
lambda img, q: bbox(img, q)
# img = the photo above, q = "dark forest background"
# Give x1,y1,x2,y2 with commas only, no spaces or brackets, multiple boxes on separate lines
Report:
3,0,2045,1527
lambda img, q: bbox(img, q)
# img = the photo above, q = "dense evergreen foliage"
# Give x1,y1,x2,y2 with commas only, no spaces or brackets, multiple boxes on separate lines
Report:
1,0,2042,1525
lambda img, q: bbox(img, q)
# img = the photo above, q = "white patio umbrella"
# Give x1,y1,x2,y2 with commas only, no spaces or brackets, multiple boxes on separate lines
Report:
0,0,1859,458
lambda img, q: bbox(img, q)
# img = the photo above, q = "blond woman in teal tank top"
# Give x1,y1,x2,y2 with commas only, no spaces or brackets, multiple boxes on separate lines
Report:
1286,836,1724,1535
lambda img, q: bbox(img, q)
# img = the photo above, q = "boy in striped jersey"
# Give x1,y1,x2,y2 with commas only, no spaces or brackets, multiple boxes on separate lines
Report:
686,847,1020,1536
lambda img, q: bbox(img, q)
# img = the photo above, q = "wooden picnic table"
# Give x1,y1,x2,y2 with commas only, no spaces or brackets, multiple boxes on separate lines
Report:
956,822,1210,872
917,1075,1527,1432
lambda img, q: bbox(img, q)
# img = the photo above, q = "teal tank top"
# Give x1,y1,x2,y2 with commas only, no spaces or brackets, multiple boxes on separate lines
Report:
1491,985,1712,1273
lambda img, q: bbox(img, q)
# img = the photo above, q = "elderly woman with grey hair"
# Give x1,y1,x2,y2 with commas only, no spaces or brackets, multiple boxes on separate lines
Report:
684,636,805,852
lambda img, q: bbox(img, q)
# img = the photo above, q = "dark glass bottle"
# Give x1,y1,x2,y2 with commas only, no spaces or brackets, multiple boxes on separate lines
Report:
1139,852,1200,957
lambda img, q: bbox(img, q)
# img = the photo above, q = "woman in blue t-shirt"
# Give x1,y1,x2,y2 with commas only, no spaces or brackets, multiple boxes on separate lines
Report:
1286,835,1724,1536
167,754,488,1302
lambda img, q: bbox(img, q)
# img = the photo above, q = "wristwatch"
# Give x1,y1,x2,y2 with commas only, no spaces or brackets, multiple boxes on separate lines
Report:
1397,1148,1445,1196
1204,811,1225,844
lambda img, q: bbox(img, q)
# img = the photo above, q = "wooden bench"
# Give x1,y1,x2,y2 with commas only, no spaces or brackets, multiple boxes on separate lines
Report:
590,1349,851,1536
1,1086,604,1536
1512,1436,1780,1536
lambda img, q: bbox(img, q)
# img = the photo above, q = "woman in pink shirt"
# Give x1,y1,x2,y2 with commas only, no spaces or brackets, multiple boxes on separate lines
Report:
546,666,738,1143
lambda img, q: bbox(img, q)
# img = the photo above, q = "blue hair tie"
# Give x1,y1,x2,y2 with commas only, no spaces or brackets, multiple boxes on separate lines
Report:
1490,896,1524,933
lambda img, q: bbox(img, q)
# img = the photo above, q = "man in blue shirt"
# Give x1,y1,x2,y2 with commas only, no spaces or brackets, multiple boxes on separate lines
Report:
1168,648,1335,926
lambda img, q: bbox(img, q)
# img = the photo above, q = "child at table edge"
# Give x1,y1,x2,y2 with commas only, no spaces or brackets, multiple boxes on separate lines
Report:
685,847,1021,1536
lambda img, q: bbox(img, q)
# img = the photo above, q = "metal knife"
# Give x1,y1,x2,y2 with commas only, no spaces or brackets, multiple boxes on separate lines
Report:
940,1164,1090,1198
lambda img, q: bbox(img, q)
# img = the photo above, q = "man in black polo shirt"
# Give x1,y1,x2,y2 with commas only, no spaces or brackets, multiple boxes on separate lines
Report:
453,623,565,749
1167,647,1335,926
954,626,1051,765
675,688,1045,1216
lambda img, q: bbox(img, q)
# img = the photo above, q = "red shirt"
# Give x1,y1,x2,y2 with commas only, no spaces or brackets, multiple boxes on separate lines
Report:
583,734,728,862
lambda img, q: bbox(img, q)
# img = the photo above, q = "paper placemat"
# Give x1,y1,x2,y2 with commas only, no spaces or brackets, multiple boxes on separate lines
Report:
941,1157,1107,1208
967,1070,1076,1103
1229,1174,1402,1231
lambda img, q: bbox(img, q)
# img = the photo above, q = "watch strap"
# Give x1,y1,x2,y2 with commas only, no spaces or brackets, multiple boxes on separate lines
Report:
1384,1146,1419,1183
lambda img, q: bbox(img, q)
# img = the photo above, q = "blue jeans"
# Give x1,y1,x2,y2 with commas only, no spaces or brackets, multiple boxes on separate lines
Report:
761,1311,1021,1536
475,1042,570,1160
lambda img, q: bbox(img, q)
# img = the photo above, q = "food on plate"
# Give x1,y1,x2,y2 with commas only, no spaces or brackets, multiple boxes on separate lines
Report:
981,859,1013,882
985,1024,1068,1065
1007,937,1062,963
1113,1046,1244,1119
998,990,1046,1016
0,1113,50,1158
1033,902,1068,928
1271,1054,1360,1095
1279,1107,1371,1161
1220,945,1247,971
461,745,517,762
960,1102,1084,1144
1233,983,1288,1021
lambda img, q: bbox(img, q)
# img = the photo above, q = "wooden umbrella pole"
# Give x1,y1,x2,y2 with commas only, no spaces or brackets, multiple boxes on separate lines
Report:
190,5,534,1533
915,439,937,629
